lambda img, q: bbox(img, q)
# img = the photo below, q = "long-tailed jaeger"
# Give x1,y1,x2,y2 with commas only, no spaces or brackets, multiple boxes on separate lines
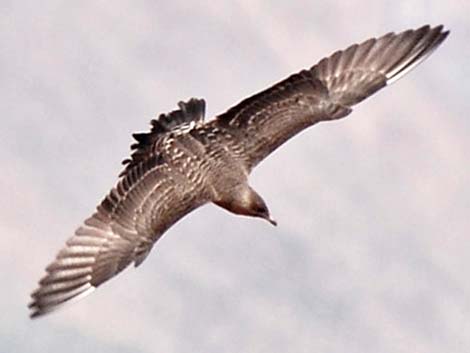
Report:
29,25,449,318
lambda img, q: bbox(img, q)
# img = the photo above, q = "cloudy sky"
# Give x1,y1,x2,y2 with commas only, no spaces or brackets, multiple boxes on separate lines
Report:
2,1,469,352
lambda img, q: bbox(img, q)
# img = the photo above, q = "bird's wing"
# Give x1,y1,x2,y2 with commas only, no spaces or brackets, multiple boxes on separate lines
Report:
29,99,208,318
214,25,448,170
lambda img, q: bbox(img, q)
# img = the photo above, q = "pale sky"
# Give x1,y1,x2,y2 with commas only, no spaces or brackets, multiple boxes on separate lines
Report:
2,1,469,352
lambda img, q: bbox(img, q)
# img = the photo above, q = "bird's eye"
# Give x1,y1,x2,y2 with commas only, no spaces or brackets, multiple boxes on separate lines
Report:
255,205,266,214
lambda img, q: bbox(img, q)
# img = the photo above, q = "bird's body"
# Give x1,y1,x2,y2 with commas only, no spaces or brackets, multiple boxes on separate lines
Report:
30,25,449,318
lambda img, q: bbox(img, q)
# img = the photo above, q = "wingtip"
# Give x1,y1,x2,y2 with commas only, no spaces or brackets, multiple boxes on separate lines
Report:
28,284,96,319
433,24,449,33
29,307,45,319
384,24,450,86
441,28,451,38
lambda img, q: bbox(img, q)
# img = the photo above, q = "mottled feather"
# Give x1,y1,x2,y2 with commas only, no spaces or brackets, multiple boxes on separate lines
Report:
29,25,448,318
29,100,209,318
215,25,448,169
120,98,205,176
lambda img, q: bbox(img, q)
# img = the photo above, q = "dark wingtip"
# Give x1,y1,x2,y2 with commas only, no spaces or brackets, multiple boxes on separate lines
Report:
29,309,41,319
28,298,44,319
28,305,53,319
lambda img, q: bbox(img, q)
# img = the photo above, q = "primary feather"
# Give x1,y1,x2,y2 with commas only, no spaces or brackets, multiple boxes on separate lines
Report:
29,25,448,318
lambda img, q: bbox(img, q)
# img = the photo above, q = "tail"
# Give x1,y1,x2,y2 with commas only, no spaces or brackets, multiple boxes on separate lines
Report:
310,25,449,107
120,98,206,177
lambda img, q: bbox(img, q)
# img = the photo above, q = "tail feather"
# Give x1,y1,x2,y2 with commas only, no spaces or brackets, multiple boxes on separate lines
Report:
120,98,206,177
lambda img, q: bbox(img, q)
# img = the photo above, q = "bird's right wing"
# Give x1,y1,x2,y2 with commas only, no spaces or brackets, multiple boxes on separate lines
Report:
214,25,448,170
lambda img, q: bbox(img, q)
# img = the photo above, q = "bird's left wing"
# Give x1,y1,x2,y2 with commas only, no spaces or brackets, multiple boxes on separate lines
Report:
214,25,448,170
29,99,209,318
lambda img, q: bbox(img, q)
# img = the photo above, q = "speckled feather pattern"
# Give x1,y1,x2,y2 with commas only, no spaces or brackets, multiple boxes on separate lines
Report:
29,25,448,318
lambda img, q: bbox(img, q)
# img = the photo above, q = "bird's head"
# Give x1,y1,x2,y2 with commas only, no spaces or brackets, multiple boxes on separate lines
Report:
216,184,277,226
248,195,277,226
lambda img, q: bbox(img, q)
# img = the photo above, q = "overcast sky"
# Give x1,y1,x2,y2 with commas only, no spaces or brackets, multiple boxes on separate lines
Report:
2,1,469,352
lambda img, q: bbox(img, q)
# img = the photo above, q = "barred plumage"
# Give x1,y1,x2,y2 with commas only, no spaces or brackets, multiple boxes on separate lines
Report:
29,25,448,318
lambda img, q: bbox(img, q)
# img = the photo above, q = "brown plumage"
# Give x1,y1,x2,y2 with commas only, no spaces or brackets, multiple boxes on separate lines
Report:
29,25,449,317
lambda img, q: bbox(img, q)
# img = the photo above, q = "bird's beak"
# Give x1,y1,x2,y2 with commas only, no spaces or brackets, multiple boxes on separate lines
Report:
267,216,277,226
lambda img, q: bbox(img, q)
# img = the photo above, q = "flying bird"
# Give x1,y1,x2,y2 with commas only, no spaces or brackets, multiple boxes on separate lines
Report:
29,25,449,318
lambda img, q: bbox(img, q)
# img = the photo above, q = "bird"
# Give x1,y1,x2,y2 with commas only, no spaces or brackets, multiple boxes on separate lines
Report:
29,25,449,318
